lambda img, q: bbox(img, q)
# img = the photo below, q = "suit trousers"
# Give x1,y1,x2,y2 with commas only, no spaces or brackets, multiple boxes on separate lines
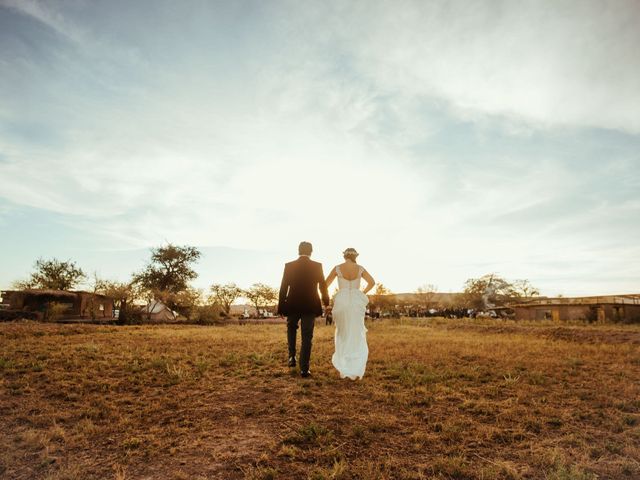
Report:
287,313,316,371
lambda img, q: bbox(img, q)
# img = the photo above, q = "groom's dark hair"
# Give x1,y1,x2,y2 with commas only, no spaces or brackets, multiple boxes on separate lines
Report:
298,241,313,256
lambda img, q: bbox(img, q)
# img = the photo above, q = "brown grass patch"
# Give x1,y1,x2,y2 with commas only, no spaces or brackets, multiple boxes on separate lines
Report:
0,318,638,479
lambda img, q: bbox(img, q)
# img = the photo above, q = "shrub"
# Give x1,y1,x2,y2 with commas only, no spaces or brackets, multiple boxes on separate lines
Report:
116,307,143,325
190,304,223,325
44,302,69,322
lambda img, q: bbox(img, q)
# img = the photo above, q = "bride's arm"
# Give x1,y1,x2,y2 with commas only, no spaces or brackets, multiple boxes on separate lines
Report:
362,269,375,294
325,267,337,288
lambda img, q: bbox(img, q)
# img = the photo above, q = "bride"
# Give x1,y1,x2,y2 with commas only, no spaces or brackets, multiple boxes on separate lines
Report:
324,248,376,380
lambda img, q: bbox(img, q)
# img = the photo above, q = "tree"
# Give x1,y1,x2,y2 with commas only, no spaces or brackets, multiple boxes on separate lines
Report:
190,303,223,325
369,283,394,314
210,283,243,315
133,244,201,308
14,258,86,291
415,283,438,309
98,280,138,323
462,274,516,309
165,287,203,319
374,283,392,296
86,271,105,320
243,283,278,317
511,279,540,299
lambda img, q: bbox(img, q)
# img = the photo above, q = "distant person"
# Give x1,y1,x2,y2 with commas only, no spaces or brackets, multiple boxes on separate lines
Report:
277,241,330,378
324,248,375,380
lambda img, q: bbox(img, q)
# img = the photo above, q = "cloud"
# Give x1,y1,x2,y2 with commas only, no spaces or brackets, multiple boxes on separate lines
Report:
0,0,84,43
280,0,640,134
0,1,638,295
0,2,430,248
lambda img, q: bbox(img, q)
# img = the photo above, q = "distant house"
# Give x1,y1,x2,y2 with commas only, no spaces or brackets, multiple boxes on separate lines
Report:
512,295,640,322
0,289,114,321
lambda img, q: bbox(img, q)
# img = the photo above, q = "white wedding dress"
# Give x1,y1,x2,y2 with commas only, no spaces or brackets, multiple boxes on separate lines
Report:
331,265,369,380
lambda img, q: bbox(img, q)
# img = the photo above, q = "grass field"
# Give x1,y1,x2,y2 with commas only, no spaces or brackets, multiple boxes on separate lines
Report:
1,318,639,480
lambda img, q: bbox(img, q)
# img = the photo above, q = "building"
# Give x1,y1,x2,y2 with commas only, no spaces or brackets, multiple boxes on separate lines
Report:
0,289,114,321
512,295,640,322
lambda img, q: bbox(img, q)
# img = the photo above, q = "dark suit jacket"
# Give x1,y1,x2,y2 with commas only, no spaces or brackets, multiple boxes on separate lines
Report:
277,256,330,317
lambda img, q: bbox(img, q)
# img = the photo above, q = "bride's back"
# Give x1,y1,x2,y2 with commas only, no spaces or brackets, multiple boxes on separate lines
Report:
337,261,362,281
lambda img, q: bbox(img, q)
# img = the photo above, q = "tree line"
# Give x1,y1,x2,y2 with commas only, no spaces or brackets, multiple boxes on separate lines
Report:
12,244,278,324
368,275,539,315
11,244,541,322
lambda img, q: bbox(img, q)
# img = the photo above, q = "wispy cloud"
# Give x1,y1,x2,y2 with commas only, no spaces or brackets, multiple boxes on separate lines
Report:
282,0,640,133
0,0,84,43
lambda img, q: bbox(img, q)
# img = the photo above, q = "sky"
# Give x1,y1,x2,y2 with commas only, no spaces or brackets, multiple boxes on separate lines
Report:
0,0,639,297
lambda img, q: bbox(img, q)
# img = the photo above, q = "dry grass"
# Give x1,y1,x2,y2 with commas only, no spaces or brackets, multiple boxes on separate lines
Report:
1,318,639,479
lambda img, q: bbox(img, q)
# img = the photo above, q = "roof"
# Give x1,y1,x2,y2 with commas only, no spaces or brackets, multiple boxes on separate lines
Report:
1,289,77,297
512,295,640,307
72,290,111,298
0,289,111,299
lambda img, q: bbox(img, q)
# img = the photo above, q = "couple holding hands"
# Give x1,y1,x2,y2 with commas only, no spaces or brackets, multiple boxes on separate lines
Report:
277,242,375,380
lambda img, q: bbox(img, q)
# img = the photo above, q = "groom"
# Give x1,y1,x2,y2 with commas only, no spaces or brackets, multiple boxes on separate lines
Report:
277,241,330,377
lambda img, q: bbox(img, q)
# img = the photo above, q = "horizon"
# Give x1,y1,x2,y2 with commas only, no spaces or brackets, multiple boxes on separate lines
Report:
1,1,639,297
1,244,637,299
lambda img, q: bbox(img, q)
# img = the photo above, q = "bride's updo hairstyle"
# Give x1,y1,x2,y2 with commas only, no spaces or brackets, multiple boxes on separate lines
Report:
343,247,359,262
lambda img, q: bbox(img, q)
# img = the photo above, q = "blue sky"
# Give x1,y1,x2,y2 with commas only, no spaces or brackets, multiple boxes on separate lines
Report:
1,0,639,296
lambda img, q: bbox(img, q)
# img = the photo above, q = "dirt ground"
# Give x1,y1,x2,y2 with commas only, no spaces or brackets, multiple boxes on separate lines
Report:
1,318,638,479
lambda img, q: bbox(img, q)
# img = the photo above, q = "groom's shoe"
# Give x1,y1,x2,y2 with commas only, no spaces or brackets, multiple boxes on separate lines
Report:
300,370,311,378
288,356,297,367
